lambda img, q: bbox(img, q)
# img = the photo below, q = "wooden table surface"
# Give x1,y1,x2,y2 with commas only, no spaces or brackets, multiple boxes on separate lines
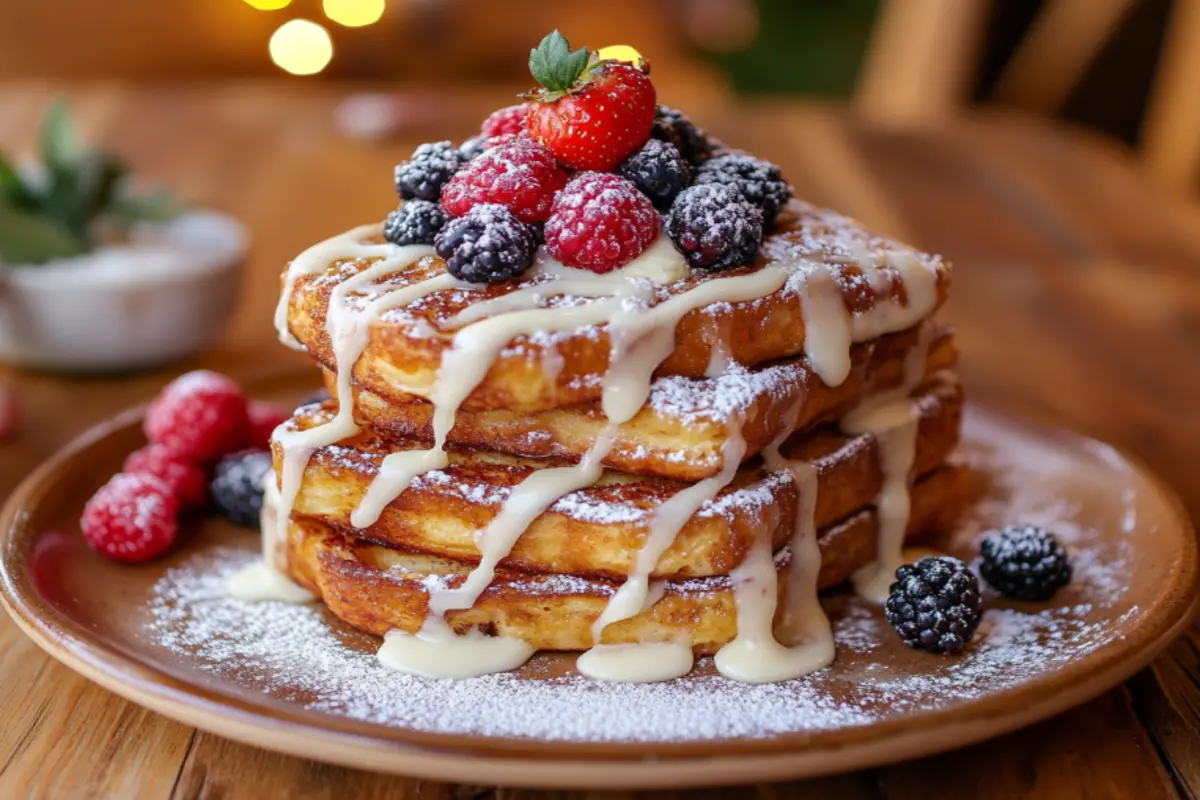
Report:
1,82,1198,799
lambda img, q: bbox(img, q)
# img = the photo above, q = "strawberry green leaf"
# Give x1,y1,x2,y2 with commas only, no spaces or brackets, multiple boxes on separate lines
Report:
0,205,84,264
529,30,590,94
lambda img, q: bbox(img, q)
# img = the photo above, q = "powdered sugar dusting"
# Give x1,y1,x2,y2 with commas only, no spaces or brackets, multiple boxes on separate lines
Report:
141,407,1142,744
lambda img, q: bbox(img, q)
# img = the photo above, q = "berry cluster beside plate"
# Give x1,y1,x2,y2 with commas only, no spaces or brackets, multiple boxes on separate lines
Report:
384,30,793,283
886,527,1073,654
80,371,285,562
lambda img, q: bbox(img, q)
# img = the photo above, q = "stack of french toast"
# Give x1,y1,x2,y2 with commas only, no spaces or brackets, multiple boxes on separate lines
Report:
268,202,967,684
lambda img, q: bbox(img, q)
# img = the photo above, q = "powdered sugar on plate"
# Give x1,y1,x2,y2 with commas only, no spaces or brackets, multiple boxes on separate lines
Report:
141,407,1138,744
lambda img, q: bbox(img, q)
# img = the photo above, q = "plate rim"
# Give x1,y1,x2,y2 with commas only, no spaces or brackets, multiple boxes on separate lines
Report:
2,402,1197,789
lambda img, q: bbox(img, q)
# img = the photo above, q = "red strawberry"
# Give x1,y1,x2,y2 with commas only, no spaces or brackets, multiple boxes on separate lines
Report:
524,31,656,171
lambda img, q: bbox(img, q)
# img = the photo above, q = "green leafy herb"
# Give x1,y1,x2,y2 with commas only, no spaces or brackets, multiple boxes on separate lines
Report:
0,205,83,263
528,30,594,99
0,99,186,265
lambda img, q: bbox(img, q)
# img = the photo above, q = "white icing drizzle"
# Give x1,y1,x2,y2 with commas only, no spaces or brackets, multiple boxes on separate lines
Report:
378,617,533,679
226,472,315,604
713,399,834,682
576,643,694,683
842,325,934,601
263,211,949,683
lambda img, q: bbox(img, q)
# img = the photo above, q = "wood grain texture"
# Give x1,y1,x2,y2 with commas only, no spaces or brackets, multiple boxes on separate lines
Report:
1,83,1199,798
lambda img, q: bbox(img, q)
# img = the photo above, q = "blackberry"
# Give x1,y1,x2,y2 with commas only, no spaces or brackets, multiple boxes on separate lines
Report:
393,141,464,201
980,524,1072,601
651,105,713,167
459,135,486,161
434,203,536,284
696,152,792,222
383,200,446,246
665,184,763,272
618,139,691,211
211,450,273,528
298,387,332,409
885,556,983,654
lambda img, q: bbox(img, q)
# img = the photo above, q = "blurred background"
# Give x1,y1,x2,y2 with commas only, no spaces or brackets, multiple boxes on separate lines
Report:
1,0,1195,184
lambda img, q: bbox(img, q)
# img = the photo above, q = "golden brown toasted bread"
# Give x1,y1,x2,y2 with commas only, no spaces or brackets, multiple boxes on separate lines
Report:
276,373,962,580
283,201,951,412
278,464,971,654
330,325,956,481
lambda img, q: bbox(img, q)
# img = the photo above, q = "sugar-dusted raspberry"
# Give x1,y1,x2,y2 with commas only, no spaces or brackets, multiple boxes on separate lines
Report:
434,203,537,284
665,183,763,271
394,141,464,202
440,138,568,224
481,103,530,138
695,152,792,222
543,172,661,273
384,199,446,246
123,443,209,511
144,370,250,462
246,400,289,450
618,139,691,210
81,473,179,563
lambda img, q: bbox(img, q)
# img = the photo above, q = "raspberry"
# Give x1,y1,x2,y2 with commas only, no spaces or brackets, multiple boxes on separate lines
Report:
440,138,568,224
212,450,274,528
695,152,792,222
884,556,983,654
617,139,691,211
393,141,464,202
246,400,289,450
665,184,763,271
543,172,661,273
434,204,537,284
980,524,1073,601
144,370,250,462
0,384,18,441
81,473,179,563
651,106,713,167
481,104,529,137
384,200,446,246
123,444,209,511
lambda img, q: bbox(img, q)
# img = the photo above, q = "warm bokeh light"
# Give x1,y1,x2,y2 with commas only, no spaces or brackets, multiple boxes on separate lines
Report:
243,0,292,10
322,0,386,27
597,45,645,69
269,19,333,76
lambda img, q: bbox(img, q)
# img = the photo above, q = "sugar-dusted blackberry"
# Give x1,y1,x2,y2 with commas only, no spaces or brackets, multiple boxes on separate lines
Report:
665,183,763,272
885,556,983,654
695,152,792,222
459,135,486,161
980,524,1073,601
211,450,273,528
617,139,691,211
434,203,536,284
393,141,464,201
383,200,446,246
651,105,713,167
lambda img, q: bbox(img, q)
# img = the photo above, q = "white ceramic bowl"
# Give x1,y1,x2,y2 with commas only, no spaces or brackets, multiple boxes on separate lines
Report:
0,210,248,372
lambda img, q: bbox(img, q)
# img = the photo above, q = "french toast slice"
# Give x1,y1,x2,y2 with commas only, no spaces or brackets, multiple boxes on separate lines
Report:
278,464,971,654
330,325,956,481
276,373,962,580
283,201,950,412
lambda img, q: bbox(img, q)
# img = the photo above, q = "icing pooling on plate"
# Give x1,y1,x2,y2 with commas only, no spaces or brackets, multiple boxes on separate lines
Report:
257,205,945,683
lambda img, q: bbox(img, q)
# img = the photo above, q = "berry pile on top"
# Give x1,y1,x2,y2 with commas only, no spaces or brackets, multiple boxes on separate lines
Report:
385,31,792,284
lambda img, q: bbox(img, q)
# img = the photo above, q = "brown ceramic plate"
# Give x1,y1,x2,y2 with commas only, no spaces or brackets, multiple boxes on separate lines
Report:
0,388,1196,790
